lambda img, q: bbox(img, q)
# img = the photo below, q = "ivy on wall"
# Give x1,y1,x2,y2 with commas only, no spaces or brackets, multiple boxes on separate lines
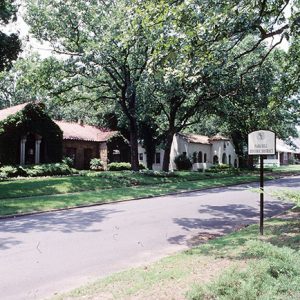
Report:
0,103,63,164
107,133,130,163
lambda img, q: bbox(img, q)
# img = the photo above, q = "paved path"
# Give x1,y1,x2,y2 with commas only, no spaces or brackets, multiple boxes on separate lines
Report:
1,176,299,300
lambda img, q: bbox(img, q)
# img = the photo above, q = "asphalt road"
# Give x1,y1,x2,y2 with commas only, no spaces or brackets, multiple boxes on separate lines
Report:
1,176,299,300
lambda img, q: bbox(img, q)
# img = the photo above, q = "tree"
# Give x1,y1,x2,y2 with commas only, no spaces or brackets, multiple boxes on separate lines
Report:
138,0,300,171
0,0,21,71
189,48,299,167
26,0,161,171
25,0,300,172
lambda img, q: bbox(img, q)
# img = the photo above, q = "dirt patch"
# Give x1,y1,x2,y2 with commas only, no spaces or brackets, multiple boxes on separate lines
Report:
125,259,242,300
275,209,300,220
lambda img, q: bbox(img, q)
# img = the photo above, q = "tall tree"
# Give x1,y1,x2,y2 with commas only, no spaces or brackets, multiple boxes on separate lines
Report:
137,0,300,171
26,0,160,171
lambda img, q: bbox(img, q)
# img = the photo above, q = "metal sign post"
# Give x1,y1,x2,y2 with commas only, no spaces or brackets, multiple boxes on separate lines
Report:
248,130,276,235
260,154,264,235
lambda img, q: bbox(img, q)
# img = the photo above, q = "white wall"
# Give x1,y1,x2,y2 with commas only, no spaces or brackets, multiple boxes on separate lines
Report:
139,135,239,171
211,140,238,167
170,135,212,171
138,144,147,167
138,144,165,170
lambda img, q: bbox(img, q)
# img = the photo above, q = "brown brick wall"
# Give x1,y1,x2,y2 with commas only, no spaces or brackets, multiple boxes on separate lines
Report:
63,140,105,169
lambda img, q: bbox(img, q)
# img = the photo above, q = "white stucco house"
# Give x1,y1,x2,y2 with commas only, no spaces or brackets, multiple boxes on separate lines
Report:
139,133,239,171
260,137,300,167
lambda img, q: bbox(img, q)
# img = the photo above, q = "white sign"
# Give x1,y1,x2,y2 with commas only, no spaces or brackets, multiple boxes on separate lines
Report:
248,130,276,155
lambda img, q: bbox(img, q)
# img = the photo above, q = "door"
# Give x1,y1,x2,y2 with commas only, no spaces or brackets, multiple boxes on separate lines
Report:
84,148,93,169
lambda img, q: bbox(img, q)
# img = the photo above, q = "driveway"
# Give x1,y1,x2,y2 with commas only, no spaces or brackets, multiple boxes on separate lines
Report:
1,176,299,300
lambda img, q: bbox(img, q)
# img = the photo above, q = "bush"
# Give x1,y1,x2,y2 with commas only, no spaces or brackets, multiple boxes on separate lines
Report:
139,170,177,177
107,162,147,171
90,158,103,171
107,162,131,171
0,165,19,178
0,163,77,180
139,163,147,170
62,156,74,167
174,154,192,171
205,164,240,174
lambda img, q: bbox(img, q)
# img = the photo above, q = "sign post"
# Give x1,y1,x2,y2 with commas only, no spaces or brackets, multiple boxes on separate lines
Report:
248,130,276,235
260,154,264,235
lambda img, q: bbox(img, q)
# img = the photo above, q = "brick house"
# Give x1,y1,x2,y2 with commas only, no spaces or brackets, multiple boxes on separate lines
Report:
55,120,130,169
0,103,130,169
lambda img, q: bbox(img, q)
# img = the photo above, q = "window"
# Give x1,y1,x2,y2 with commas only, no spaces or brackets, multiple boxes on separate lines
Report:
229,155,232,166
192,152,197,163
204,153,207,163
139,153,144,161
222,153,227,164
155,152,161,164
224,142,227,150
198,151,203,163
213,155,219,164
182,151,187,157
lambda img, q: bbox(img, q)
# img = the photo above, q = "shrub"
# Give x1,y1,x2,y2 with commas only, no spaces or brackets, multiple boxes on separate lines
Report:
206,164,239,174
107,162,147,171
139,163,147,170
0,165,19,177
21,163,75,177
174,154,192,171
62,156,74,167
107,162,132,171
0,163,77,179
139,170,177,177
90,158,103,171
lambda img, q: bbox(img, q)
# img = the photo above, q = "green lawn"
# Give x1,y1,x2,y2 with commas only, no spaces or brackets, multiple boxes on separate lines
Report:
0,171,234,199
0,165,299,217
0,174,259,216
51,208,300,300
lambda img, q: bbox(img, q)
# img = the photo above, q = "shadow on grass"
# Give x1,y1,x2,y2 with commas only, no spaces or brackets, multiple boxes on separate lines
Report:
183,217,300,258
168,200,293,250
264,176,300,188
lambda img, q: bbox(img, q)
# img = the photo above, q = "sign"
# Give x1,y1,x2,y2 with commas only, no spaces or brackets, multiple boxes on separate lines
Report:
248,130,276,155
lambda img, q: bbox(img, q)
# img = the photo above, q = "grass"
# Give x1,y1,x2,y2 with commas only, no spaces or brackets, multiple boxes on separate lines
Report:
50,206,300,300
0,165,299,217
0,171,238,199
0,174,259,216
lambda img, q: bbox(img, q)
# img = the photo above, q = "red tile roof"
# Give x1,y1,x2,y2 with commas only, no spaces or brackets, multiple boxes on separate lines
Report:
0,103,117,142
54,120,117,142
179,133,211,144
0,103,27,121
209,134,230,141
179,133,231,144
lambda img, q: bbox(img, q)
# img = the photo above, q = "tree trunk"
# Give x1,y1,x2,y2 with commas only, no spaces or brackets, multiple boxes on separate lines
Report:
162,131,175,172
145,141,155,170
129,118,139,171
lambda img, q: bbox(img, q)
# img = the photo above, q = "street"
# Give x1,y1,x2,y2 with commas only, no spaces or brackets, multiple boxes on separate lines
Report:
1,176,299,300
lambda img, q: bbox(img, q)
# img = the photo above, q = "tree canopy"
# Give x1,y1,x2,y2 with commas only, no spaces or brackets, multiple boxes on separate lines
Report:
0,0,21,71
0,0,297,170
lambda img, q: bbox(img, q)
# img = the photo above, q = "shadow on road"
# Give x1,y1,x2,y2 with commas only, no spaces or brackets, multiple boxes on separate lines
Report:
0,208,122,236
168,200,293,247
0,237,22,250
